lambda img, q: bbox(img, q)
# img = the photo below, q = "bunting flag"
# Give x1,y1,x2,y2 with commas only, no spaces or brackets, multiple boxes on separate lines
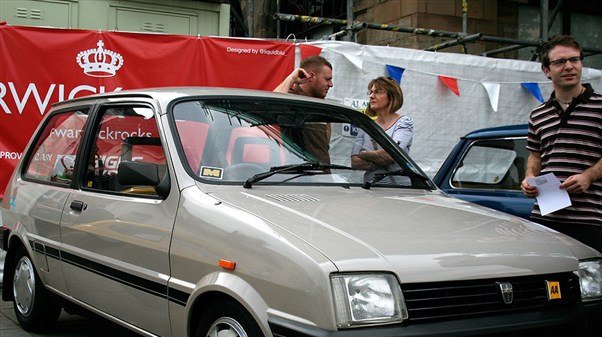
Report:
521,82,544,103
482,82,500,112
299,44,323,60
385,64,405,83
438,76,460,96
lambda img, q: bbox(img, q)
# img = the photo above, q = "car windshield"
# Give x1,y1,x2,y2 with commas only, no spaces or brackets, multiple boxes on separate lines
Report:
171,97,431,189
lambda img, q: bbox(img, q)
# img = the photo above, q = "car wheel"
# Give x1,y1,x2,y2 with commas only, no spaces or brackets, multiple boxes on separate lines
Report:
196,298,264,337
12,246,61,332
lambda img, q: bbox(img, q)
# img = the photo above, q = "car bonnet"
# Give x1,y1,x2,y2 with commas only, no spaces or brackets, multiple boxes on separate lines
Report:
204,185,596,283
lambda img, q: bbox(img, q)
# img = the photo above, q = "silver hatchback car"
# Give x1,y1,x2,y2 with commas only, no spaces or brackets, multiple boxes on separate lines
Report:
1,87,602,337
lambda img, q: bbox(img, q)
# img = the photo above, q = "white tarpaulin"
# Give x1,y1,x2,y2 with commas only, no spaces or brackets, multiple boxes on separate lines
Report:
305,40,602,177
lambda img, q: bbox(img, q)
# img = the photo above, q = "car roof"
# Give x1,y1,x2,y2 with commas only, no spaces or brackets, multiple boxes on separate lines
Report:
50,86,349,111
463,124,527,139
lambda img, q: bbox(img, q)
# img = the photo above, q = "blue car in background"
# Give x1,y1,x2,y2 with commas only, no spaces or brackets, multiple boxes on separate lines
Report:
433,124,534,219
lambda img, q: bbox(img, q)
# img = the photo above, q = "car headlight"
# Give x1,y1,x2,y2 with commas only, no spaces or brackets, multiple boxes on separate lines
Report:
577,259,602,301
331,273,407,328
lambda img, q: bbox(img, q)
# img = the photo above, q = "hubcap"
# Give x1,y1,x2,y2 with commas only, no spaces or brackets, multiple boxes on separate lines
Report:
13,256,35,317
207,317,247,337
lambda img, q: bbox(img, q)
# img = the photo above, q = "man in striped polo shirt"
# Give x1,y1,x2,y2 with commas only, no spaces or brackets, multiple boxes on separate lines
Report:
521,35,602,253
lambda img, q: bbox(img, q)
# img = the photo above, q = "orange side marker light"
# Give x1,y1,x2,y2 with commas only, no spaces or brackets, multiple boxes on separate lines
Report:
218,259,236,270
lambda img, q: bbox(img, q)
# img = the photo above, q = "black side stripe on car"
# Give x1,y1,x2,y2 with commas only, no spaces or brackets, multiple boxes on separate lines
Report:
29,240,190,306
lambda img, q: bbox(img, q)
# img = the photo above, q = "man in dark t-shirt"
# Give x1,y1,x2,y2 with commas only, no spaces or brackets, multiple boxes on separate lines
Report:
273,55,334,164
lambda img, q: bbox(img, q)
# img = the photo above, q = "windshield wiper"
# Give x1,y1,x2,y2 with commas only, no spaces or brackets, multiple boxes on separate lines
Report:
243,162,352,188
362,169,430,189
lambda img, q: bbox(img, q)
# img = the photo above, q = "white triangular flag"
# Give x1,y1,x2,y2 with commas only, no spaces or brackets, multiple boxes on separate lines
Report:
482,82,500,112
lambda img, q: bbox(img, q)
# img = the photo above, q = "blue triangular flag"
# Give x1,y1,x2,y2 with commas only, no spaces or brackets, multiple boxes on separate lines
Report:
521,82,544,103
386,65,405,84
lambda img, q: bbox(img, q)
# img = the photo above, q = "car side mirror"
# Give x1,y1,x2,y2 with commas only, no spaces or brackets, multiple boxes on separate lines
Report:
118,161,160,186
117,161,169,198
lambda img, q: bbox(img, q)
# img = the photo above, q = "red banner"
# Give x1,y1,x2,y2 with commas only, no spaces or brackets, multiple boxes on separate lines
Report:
0,25,296,198
199,37,295,89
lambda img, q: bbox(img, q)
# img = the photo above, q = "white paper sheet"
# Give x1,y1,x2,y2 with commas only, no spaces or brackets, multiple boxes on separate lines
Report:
527,173,572,216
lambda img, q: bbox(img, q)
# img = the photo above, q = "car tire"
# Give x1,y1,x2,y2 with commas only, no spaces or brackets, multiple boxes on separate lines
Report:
196,298,264,337
12,246,62,332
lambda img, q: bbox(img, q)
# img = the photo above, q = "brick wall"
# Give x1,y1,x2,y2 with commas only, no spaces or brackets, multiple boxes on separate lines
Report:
355,0,514,57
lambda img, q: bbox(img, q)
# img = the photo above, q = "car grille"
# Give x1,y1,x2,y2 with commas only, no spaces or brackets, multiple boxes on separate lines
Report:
402,272,580,322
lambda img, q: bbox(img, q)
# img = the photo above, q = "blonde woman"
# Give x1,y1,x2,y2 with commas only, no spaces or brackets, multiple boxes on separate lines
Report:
351,77,413,171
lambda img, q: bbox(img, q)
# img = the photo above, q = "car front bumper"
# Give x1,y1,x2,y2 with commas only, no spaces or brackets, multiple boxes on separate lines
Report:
269,301,602,337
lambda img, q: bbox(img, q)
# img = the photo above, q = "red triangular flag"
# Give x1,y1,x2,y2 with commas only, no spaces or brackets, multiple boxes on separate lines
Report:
438,76,460,96
299,44,323,60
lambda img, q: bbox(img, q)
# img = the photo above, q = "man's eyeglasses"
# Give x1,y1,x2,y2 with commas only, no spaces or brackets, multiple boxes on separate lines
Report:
549,56,582,67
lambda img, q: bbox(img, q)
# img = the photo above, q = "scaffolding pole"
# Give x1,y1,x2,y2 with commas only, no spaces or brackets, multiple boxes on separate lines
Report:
345,0,354,42
274,13,348,26
481,44,530,57
424,33,482,52
273,13,602,58
274,13,464,39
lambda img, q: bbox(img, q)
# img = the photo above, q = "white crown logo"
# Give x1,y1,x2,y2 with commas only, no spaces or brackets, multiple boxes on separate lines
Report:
76,40,124,77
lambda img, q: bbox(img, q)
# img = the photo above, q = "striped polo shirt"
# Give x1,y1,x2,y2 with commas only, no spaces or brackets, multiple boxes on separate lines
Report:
527,83,602,226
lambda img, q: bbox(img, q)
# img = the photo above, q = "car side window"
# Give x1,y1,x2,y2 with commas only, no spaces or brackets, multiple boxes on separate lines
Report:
451,137,527,191
85,105,166,196
23,109,89,186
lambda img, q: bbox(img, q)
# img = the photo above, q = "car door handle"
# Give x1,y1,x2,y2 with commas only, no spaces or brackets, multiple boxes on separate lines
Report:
70,200,87,212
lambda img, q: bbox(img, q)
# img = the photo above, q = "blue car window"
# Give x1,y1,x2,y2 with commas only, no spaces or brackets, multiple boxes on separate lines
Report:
451,138,527,191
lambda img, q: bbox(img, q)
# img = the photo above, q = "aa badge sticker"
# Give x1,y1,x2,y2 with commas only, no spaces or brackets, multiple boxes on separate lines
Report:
200,166,223,179
546,280,561,300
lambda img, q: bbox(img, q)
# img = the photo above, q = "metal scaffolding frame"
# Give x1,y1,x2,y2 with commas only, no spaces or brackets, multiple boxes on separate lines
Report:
273,1,602,61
